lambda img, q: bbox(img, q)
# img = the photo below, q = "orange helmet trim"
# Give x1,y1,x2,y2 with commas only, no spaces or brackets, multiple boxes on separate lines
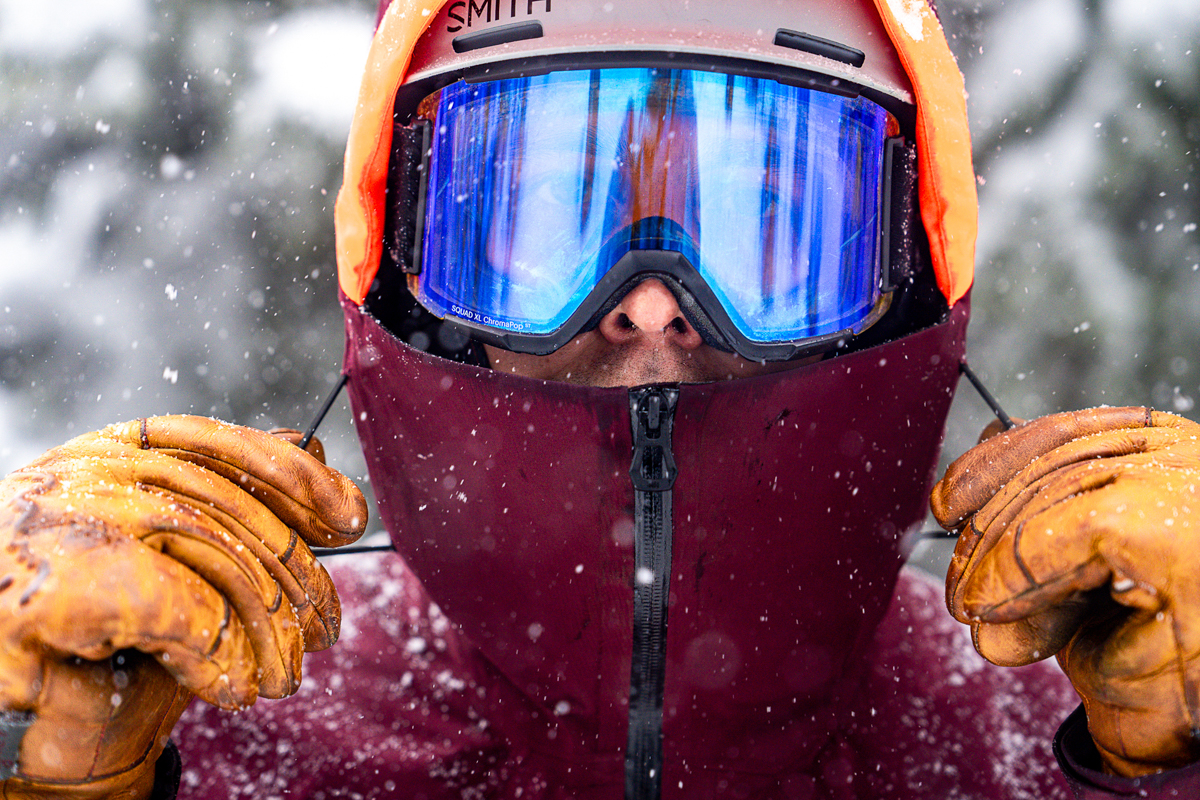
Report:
868,0,975,305
335,0,442,306
336,0,975,307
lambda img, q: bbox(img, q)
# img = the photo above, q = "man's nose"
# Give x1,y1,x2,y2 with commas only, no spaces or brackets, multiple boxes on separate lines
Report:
597,279,704,350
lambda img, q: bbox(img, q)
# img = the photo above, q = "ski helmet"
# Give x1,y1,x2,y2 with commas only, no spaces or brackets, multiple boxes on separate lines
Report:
336,0,975,362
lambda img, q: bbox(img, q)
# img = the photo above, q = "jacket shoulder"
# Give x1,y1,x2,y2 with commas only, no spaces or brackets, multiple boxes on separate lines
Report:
172,552,506,799
849,567,1078,799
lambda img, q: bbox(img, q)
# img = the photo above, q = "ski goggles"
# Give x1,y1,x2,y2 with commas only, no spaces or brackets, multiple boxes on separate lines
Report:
387,67,915,361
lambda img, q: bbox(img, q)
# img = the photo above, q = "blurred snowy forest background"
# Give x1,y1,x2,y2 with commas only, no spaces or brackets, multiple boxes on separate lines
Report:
0,0,377,475
1,0,1197,555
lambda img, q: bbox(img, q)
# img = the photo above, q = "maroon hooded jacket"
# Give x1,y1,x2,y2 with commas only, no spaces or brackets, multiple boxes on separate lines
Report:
168,301,1200,798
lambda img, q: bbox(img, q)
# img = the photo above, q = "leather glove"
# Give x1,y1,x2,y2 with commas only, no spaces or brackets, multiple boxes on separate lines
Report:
933,407,1200,777
0,415,367,798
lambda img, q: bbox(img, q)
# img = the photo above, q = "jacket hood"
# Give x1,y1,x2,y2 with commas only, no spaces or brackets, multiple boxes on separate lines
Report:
343,295,968,776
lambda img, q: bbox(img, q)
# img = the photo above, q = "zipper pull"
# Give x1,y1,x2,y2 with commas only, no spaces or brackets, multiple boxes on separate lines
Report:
629,388,678,492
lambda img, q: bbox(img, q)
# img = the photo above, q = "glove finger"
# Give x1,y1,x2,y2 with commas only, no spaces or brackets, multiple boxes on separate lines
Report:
957,467,1187,671
970,598,1095,666
976,426,1200,536
168,426,354,553
954,462,1111,667
944,428,1191,618
950,454,1200,667
136,495,306,698
932,406,1155,529
106,455,342,651
947,455,1111,621
976,416,1027,444
19,531,260,709
938,410,1200,534
160,447,359,548
46,483,305,693
959,449,1200,623
954,459,1120,624
269,427,325,464
106,416,367,547
141,532,301,698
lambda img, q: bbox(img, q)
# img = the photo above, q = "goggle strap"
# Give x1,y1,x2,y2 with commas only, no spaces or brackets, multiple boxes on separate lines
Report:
882,136,918,292
385,121,431,276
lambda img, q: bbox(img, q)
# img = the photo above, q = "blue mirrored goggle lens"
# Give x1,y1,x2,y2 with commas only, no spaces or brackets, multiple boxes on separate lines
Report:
415,68,890,344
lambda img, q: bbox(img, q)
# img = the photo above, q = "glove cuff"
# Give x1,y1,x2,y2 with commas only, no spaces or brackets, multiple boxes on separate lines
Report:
0,738,181,800
148,740,182,800
1054,706,1200,796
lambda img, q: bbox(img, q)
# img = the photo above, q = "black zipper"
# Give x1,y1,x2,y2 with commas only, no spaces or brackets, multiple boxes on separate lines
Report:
625,387,678,800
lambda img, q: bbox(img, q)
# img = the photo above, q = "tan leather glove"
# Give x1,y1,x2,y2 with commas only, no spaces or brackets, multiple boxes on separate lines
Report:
933,407,1200,777
0,415,367,798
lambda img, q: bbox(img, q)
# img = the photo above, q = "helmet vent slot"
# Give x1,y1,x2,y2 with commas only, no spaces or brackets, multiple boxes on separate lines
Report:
773,29,865,68
452,21,544,53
